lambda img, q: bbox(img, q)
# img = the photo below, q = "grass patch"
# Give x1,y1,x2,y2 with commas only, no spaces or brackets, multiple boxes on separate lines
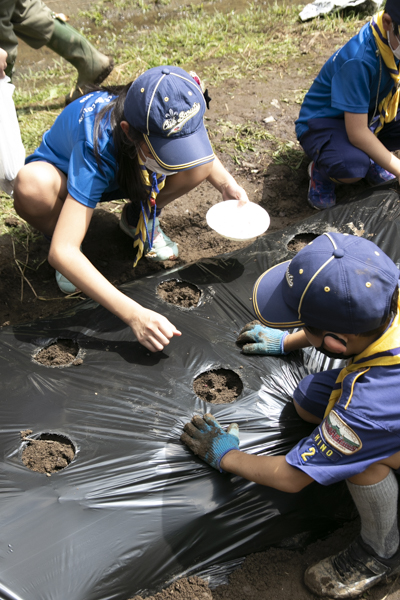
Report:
0,1,370,234
212,119,306,169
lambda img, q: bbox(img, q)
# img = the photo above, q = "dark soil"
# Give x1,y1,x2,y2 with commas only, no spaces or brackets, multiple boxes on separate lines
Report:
157,280,202,308
193,368,244,404
287,232,320,253
131,577,213,600
20,432,75,474
33,338,82,366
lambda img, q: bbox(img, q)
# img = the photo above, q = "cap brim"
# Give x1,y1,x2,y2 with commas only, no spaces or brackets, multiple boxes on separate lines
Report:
144,125,215,172
253,260,304,329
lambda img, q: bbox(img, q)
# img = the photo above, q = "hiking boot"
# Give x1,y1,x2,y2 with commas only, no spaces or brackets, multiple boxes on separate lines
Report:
47,17,114,105
307,161,336,210
119,203,179,261
365,160,395,186
304,537,400,598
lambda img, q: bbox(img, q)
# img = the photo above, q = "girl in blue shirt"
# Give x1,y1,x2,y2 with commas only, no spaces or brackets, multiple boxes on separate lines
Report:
13,66,249,353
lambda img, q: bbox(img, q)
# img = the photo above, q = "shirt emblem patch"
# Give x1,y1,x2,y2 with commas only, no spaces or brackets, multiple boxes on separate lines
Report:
321,410,362,455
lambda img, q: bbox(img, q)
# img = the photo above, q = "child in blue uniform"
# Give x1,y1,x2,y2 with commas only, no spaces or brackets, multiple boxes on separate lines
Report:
296,0,400,210
13,65,248,354
182,232,400,598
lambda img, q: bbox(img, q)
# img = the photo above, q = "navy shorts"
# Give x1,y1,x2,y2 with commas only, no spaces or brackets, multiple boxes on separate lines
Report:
299,115,400,181
293,368,342,421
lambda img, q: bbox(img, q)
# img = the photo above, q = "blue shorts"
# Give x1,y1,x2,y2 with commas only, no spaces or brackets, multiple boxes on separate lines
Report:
293,368,341,421
299,116,400,181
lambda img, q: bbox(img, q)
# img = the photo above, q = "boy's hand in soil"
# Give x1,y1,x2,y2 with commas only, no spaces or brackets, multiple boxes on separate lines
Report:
236,320,288,355
181,413,239,472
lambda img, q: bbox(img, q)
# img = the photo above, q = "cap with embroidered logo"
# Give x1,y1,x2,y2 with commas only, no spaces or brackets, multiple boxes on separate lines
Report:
385,0,400,26
124,65,215,172
253,232,400,333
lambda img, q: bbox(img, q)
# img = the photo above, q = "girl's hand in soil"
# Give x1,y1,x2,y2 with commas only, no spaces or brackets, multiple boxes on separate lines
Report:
129,306,182,352
181,413,239,472
0,48,8,78
46,196,181,353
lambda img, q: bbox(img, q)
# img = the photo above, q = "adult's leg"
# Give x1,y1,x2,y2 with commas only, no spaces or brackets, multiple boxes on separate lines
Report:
10,0,54,51
13,161,67,237
6,0,113,100
46,17,113,103
0,0,25,75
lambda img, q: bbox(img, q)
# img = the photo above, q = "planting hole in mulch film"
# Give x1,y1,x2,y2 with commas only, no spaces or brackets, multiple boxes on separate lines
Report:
193,368,243,404
20,431,76,475
33,338,83,367
157,280,201,308
287,233,319,253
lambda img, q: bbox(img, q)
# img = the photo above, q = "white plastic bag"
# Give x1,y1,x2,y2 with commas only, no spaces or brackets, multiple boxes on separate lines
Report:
0,76,25,196
299,0,383,21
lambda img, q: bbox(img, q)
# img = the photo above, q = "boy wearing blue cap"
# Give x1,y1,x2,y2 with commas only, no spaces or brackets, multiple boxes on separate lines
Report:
181,232,400,598
296,0,400,210
13,65,248,353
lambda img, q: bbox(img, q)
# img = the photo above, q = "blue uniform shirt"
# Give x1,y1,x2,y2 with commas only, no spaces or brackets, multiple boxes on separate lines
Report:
286,362,400,485
26,92,118,208
295,22,395,140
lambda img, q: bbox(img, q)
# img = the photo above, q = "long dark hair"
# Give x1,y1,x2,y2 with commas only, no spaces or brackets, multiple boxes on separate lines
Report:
91,83,148,207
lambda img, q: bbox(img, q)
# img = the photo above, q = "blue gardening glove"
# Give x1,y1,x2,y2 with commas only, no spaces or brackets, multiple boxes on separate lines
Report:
181,413,239,472
236,320,289,355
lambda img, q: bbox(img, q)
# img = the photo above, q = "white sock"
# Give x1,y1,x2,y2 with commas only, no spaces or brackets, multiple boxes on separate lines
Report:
347,470,399,559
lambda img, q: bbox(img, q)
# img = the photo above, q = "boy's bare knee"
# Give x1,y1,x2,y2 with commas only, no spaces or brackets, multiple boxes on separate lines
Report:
348,463,391,486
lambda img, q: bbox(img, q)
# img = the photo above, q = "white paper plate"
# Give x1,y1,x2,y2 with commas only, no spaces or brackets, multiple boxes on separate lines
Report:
206,200,270,241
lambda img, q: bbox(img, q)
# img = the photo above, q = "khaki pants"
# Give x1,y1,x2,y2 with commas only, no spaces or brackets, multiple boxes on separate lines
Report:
0,0,55,68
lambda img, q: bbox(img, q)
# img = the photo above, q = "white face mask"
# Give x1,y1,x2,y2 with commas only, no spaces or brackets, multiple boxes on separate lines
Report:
388,24,400,60
139,148,178,176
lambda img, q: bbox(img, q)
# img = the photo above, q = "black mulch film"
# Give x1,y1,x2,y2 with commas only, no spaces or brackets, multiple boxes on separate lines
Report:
1,183,399,599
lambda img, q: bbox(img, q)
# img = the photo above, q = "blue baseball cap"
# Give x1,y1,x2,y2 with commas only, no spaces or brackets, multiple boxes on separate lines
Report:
253,232,400,333
385,0,400,25
124,65,215,172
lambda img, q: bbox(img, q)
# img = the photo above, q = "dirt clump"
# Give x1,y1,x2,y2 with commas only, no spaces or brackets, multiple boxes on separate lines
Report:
157,280,201,308
193,368,243,404
33,338,82,367
130,576,213,600
287,232,319,253
21,432,75,475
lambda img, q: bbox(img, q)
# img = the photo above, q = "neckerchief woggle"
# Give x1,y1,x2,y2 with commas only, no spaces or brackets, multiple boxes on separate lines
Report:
324,296,400,418
370,11,400,135
133,155,166,267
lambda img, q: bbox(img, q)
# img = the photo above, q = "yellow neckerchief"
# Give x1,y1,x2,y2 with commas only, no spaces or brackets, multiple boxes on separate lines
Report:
132,155,166,267
324,298,400,418
370,11,400,135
